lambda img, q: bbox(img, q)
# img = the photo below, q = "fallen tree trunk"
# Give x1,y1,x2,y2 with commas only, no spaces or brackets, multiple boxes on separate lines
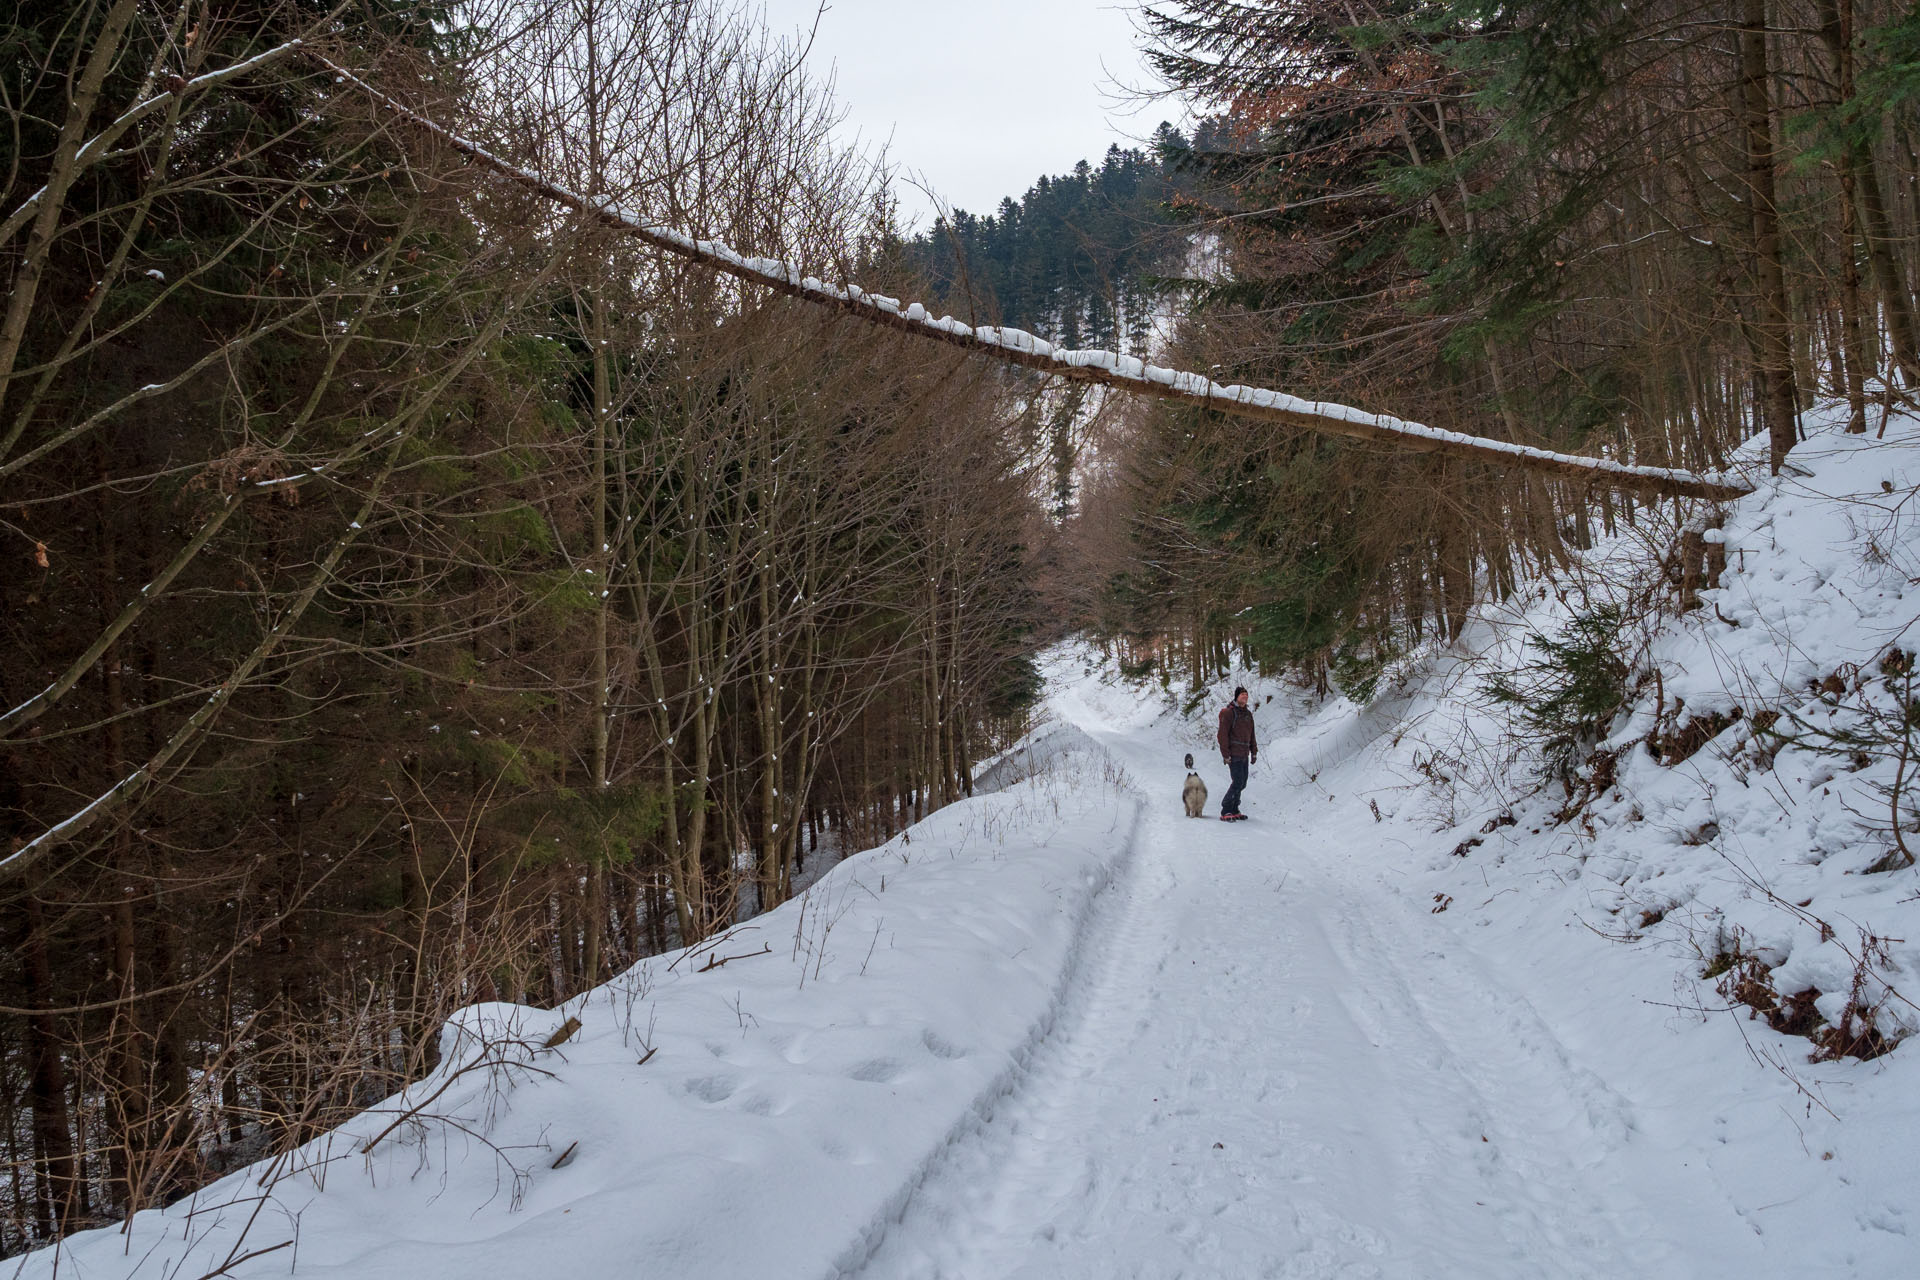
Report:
316,54,1752,503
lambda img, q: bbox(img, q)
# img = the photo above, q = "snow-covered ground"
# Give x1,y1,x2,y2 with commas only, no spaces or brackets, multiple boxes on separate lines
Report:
18,404,1920,1278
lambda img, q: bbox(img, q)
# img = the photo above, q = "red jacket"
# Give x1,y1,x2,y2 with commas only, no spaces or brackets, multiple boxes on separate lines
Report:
1217,702,1257,761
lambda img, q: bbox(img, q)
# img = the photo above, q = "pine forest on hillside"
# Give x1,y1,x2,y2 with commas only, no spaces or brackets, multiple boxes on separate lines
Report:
2,0,1918,1258
901,139,1189,357
1078,0,1920,695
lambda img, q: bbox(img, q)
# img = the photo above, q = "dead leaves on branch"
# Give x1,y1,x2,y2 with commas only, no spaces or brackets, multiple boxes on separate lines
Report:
189,444,299,505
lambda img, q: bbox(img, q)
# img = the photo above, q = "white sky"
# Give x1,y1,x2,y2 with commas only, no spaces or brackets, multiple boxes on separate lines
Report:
757,0,1173,229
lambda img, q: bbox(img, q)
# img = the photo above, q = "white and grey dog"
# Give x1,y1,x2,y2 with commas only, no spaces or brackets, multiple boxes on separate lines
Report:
1182,753,1208,818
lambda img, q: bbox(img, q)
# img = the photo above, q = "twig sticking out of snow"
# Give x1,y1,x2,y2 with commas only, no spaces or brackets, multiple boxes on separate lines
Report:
312,54,1752,503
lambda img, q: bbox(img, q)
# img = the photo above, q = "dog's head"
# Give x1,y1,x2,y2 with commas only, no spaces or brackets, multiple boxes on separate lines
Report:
1183,752,1194,770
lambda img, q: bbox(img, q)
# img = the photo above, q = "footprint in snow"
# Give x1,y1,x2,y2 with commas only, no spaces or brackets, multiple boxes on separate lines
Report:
684,1074,737,1103
922,1029,967,1060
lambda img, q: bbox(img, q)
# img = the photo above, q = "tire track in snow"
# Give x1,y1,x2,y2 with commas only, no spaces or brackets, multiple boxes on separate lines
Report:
1285,842,1670,1277
840,783,1178,1279
840,697,1688,1278
820,772,1149,1280
847,799,1419,1279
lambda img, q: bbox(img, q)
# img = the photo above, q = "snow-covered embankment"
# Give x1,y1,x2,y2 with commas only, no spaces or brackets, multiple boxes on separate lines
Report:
19,748,1139,1280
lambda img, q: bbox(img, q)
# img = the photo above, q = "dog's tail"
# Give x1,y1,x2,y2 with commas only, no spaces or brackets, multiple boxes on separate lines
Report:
1183,752,1194,770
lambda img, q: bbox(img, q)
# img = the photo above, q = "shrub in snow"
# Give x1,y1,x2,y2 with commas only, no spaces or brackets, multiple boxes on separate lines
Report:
1331,633,1399,706
1483,603,1633,783
1758,646,1920,875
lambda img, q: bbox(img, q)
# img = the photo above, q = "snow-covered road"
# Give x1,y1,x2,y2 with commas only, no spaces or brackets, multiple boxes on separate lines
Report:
855,684,1719,1279
23,645,1916,1280
21,409,1920,1280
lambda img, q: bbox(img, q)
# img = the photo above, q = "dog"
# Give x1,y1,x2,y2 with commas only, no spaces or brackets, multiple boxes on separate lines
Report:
1182,753,1208,818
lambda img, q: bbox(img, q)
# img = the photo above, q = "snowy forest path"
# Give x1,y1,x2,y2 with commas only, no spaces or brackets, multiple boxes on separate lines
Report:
845,681,1698,1279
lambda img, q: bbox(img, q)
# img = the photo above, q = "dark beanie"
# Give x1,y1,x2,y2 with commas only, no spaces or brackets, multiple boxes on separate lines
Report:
1233,686,1247,698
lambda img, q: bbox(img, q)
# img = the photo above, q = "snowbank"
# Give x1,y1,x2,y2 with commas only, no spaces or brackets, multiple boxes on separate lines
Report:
19,754,1139,1280
1423,403,1920,1048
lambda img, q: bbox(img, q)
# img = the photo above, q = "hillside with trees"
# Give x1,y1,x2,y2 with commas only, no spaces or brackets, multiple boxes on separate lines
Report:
887,141,1191,519
1076,0,1920,697
0,0,1044,1248
900,138,1187,355
2,0,1917,1265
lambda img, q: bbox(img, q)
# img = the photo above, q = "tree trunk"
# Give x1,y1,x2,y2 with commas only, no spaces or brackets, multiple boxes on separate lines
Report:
1813,0,1871,429
24,895,79,1237
1740,0,1800,473
1849,144,1920,389
583,860,605,986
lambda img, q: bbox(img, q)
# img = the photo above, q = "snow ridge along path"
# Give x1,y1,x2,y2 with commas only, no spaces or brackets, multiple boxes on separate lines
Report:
824,779,1147,1276
14,752,1146,1280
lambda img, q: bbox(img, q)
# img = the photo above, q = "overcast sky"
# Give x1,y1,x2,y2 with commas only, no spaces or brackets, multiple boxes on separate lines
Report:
757,0,1175,229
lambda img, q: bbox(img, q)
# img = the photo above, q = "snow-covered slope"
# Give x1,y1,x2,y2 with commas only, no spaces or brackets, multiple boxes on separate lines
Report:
19,402,1920,1279
18,758,1142,1280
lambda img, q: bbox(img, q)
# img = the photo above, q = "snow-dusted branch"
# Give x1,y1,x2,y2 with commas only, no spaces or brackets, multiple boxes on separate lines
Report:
0,39,310,249
313,52,1753,503
0,439,406,889
0,496,239,741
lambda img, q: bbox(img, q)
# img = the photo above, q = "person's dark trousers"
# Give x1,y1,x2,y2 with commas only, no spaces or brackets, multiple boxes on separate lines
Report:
1221,757,1249,815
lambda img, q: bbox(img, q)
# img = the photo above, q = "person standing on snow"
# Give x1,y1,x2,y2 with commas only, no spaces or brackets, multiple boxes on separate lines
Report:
1216,686,1257,821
